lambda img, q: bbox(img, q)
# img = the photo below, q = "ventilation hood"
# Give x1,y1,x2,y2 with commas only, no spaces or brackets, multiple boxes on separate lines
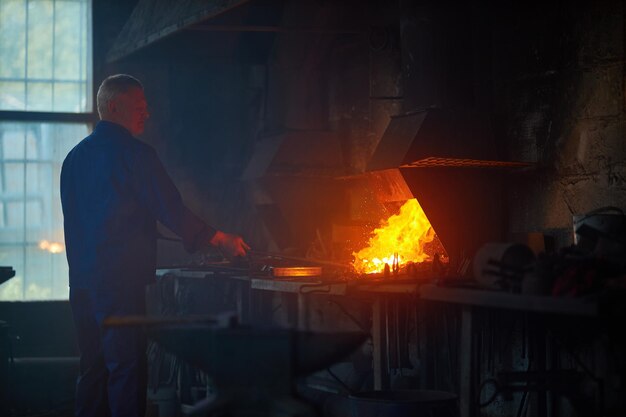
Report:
106,0,251,62
368,108,530,170
350,108,532,268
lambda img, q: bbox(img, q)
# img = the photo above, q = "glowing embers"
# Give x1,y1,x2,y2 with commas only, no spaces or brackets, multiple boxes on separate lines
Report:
352,198,442,275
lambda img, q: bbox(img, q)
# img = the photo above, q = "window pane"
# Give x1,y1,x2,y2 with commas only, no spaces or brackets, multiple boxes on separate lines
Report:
0,121,88,301
0,0,26,78
5,163,25,193
0,0,92,112
26,81,53,111
3,129,25,159
27,0,54,79
26,163,42,194
54,1,81,81
53,82,81,112
0,81,25,110
41,123,86,160
26,199,42,227
25,129,38,159
6,201,24,226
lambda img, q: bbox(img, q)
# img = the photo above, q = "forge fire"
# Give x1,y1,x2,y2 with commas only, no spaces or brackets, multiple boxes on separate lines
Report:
352,198,439,274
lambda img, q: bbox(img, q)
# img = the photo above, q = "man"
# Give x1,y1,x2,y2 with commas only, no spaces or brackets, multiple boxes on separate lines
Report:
61,74,249,417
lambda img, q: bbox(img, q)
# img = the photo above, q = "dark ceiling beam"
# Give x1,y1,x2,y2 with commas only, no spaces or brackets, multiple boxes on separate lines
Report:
186,25,366,34
106,0,252,63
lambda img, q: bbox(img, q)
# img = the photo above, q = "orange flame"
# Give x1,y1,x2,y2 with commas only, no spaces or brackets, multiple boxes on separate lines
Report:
352,198,435,274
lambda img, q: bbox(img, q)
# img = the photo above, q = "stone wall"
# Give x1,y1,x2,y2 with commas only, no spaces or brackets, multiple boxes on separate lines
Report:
492,1,625,242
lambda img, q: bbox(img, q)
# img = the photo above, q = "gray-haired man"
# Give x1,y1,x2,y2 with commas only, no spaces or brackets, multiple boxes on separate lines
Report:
61,74,249,417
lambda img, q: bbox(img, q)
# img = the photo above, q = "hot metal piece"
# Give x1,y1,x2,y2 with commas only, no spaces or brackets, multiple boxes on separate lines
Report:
271,266,323,278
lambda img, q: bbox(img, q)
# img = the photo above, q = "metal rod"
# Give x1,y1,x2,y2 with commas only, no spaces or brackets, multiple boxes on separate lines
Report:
249,250,351,269
103,315,218,327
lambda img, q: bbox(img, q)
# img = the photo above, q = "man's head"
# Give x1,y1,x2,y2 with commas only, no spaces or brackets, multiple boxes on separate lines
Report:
96,74,149,136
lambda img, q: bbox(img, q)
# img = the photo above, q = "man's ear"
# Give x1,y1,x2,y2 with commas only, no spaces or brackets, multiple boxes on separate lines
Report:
107,99,116,115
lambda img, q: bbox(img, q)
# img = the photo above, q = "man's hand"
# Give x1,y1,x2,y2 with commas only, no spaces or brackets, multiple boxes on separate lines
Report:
210,230,251,258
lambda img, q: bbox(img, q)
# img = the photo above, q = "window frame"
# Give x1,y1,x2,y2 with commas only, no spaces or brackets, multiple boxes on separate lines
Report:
0,0,95,301
0,110,96,124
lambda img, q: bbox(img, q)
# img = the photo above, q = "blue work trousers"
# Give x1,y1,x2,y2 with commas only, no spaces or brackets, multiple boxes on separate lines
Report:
70,287,147,417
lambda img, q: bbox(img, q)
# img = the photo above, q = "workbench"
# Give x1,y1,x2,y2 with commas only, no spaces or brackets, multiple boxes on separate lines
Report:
418,284,600,417
155,269,609,417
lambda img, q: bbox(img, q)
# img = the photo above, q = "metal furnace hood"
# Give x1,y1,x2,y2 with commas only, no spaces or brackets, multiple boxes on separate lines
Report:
368,108,528,170
242,131,346,251
357,108,532,267
107,0,250,62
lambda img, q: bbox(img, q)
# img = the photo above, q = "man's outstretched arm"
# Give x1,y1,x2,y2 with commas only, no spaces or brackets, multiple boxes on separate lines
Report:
130,146,249,257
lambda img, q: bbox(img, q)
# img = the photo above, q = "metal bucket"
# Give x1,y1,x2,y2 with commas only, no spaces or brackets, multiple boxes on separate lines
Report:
349,390,458,417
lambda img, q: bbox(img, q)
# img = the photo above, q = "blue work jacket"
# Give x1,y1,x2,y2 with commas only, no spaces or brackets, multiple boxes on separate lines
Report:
61,121,215,291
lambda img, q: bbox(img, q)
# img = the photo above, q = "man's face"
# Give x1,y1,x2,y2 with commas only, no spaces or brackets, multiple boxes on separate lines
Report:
108,87,149,136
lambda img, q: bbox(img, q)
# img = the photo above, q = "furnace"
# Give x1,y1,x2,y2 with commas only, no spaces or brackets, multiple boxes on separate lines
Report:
242,107,531,279
344,108,532,278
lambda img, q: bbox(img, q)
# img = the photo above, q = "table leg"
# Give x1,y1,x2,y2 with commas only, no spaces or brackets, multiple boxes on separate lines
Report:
460,306,473,417
236,281,251,324
372,295,389,390
297,293,310,330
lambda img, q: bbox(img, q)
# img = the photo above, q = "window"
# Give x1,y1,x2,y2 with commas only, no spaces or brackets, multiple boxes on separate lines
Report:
0,0,92,300
0,0,92,112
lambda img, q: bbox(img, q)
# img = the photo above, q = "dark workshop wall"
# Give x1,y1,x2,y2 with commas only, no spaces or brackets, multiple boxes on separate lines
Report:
490,1,626,243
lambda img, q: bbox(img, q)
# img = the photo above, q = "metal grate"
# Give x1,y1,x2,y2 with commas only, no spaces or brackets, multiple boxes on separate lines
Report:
401,157,534,168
